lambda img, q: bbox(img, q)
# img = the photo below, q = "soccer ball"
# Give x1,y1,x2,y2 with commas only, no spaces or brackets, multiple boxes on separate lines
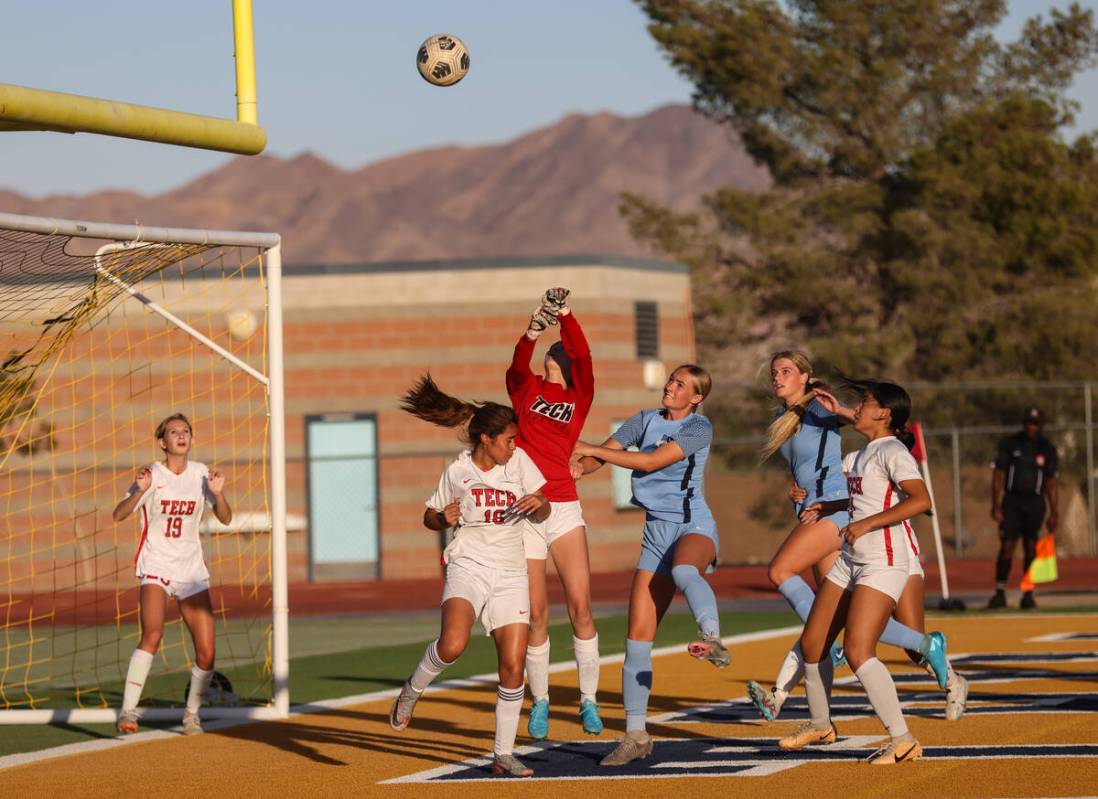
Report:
416,34,470,87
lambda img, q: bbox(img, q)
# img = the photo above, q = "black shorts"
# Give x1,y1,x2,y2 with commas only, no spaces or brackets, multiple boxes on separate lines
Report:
999,494,1045,542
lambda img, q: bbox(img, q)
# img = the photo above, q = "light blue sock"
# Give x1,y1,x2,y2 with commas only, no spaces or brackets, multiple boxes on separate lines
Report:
670,564,720,638
623,639,653,733
777,575,816,623
880,619,926,652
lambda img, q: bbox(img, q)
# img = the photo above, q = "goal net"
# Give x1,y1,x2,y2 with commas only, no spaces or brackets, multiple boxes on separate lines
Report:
0,212,287,723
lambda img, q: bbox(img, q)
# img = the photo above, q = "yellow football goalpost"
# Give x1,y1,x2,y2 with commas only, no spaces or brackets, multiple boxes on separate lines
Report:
0,0,266,154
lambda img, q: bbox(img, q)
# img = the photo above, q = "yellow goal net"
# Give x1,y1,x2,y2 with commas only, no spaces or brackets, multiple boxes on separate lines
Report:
0,212,287,723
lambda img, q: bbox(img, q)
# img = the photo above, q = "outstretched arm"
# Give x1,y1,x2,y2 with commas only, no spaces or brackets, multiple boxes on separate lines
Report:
574,438,685,473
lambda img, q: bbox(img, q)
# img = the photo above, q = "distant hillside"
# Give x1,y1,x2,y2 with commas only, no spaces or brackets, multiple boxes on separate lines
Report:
2,104,768,264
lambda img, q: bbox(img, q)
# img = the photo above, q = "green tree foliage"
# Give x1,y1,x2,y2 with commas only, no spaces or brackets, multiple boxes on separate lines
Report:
627,0,1098,384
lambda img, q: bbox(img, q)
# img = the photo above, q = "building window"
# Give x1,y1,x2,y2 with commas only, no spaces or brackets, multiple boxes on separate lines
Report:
610,420,637,511
305,413,380,581
634,301,659,360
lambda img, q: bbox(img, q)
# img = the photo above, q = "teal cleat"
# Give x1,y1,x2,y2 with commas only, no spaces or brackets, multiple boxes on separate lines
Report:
746,680,781,721
579,698,604,735
919,631,949,690
829,640,847,669
527,698,549,740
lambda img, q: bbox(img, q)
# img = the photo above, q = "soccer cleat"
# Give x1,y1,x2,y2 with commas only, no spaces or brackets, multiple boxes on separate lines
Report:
1020,591,1037,610
527,698,549,740
579,698,604,735
746,680,784,722
779,721,838,751
829,640,848,669
687,634,731,669
986,590,1007,609
945,674,969,721
389,682,421,731
919,631,950,690
866,738,922,765
116,708,139,735
181,710,202,736
492,753,534,777
600,730,654,766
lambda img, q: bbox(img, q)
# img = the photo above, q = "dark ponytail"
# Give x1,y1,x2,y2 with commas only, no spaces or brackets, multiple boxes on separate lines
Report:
400,374,516,448
839,376,915,449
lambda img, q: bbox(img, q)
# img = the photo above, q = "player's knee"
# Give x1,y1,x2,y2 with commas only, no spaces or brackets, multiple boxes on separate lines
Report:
671,563,700,590
437,635,468,663
194,648,215,671
842,637,874,670
139,630,163,651
767,562,791,588
566,599,593,631
498,657,525,687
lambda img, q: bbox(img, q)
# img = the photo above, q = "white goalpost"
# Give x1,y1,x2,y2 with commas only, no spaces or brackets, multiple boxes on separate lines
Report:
0,211,288,723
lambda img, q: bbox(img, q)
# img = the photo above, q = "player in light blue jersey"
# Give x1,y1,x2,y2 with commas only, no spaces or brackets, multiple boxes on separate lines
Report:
572,364,722,767
748,352,957,723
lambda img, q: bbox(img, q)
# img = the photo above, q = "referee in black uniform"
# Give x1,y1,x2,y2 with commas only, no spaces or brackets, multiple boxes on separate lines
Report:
988,407,1059,609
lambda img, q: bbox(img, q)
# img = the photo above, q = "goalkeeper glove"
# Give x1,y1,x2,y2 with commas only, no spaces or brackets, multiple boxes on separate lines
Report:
526,307,556,339
541,287,570,318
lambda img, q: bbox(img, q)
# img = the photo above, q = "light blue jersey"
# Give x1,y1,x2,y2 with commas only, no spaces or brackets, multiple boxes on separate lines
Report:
611,408,713,523
778,398,848,516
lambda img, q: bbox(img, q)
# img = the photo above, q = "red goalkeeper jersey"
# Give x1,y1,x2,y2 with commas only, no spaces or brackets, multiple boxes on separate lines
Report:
506,312,594,502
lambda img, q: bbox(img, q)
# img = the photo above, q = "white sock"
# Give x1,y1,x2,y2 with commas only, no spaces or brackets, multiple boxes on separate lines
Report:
186,666,214,713
409,640,453,693
774,641,806,694
803,662,832,729
855,657,909,739
526,639,551,702
494,684,525,756
573,634,600,703
122,649,154,712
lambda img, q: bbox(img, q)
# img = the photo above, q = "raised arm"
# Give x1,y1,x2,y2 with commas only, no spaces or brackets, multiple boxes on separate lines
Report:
112,467,152,522
557,308,594,411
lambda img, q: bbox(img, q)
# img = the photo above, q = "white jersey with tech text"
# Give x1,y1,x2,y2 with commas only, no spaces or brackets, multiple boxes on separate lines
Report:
842,436,923,569
128,461,215,583
427,448,545,572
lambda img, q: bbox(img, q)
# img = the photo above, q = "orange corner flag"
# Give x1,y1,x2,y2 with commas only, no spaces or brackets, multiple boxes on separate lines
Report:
1021,534,1058,591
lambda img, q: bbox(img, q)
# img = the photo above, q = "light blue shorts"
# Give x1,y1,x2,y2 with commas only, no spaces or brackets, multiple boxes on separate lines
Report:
794,502,850,534
637,516,720,576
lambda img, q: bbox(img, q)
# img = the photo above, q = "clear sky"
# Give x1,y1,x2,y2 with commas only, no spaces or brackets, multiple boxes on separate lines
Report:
0,1,1094,198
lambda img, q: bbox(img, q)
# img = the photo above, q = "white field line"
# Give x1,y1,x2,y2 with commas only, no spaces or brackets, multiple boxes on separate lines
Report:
0,624,804,772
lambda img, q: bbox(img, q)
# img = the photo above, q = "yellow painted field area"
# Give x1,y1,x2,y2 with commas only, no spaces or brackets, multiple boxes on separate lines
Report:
4,614,1097,798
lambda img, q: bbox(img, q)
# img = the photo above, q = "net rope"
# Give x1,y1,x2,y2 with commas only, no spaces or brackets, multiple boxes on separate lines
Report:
0,226,273,710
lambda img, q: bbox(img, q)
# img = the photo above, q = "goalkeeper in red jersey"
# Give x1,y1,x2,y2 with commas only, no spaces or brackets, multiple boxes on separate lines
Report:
506,287,602,740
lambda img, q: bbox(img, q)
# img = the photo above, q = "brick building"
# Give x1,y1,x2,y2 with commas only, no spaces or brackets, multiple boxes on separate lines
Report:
279,255,695,581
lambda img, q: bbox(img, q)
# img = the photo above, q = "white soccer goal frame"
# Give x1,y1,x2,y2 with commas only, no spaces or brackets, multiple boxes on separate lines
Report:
0,211,288,724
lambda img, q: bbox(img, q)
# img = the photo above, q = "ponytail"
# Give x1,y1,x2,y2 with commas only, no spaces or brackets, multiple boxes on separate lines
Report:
400,373,516,448
760,378,826,461
895,425,916,450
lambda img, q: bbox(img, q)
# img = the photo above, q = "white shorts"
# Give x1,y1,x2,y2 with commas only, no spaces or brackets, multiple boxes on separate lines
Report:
442,558,530,635
825,555,908,603
139,574,210,601
523,500,586,560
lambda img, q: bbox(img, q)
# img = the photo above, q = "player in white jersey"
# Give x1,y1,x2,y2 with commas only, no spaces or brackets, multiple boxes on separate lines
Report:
111,413,232,737
779,379,932,765
389,375,549,778
791,480,969,721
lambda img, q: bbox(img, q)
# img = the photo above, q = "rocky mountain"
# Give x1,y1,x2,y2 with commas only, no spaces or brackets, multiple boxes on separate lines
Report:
2,105,768,264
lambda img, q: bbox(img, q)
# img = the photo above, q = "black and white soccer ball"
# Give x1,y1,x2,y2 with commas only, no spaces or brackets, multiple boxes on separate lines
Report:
416,33,470,87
